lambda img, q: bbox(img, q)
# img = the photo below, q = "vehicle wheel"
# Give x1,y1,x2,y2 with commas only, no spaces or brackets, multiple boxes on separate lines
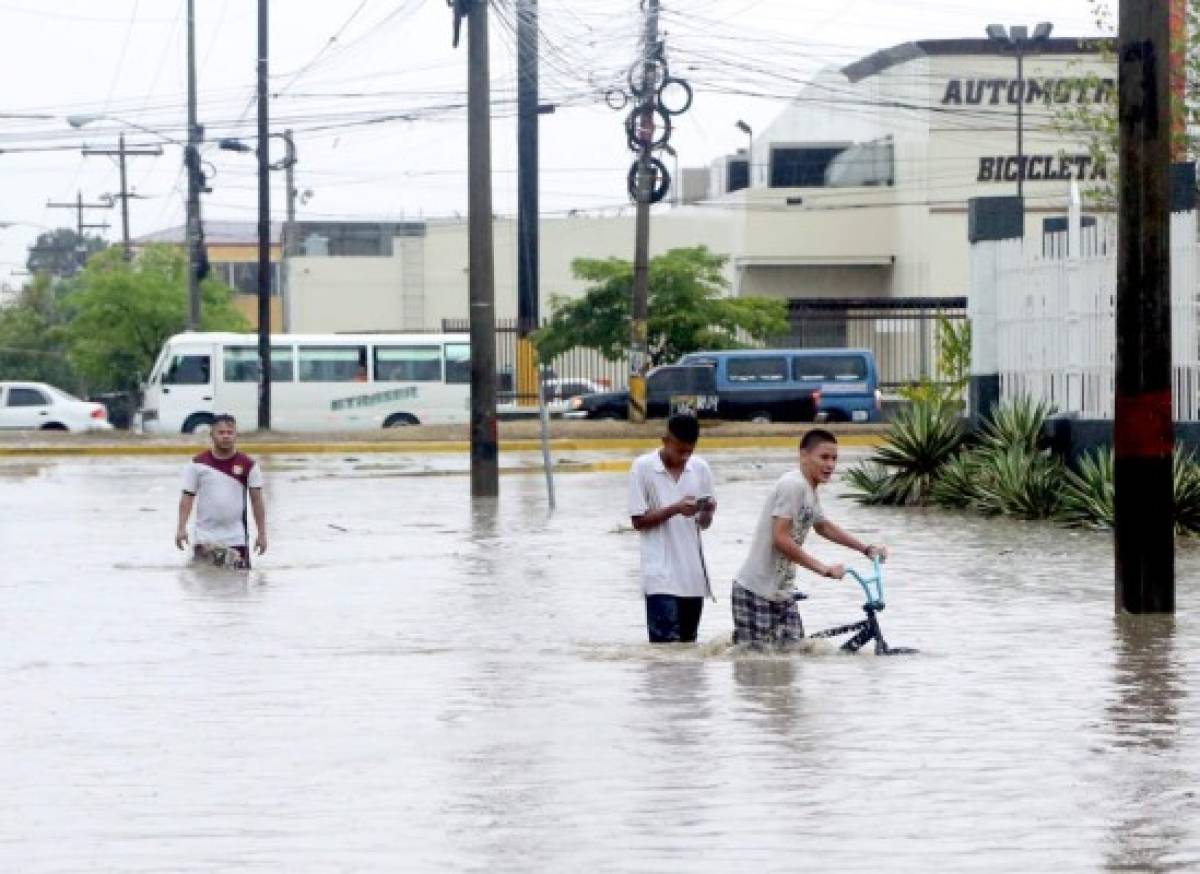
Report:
823,409,849,423
182,413,215,435
749,411,772,424
39,422,68,431
384,413,420,428
596,412,621,421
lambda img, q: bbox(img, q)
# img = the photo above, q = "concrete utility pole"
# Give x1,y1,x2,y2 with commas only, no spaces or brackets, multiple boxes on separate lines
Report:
516,0,540,409
466,0,499,497
1114,0,1174,613
81,134,163,259
185,0,204,331
628,0,661,423
281,128,297,334
256,0,272,431
45,192,112,270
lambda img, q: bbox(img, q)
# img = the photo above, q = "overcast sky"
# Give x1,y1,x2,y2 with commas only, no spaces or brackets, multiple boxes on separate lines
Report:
0,0,1106,290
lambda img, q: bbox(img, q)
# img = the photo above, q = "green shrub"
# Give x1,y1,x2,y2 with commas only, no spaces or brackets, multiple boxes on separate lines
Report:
1057,448,1115,529
979,395,1055,454
973,446,1064,520
845,401,965,506
929,451,984,509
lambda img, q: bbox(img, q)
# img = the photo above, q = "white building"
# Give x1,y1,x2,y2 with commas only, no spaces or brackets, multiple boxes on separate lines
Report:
276,35,1111,334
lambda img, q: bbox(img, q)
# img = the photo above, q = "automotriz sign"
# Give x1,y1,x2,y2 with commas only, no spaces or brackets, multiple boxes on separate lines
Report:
940,76,1114,184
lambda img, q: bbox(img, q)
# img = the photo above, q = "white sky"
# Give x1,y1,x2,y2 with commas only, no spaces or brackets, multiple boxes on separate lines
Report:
0,0,1106,290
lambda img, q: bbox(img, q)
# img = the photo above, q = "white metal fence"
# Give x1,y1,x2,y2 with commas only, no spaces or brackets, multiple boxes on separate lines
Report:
986,209,1200,420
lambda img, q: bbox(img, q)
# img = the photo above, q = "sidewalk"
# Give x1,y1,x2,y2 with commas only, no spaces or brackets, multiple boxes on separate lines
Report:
0,420,888,457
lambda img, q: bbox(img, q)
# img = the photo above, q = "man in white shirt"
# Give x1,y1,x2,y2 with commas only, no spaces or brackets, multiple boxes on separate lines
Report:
175,414,267,569
628,414,716,643
732,429,887,647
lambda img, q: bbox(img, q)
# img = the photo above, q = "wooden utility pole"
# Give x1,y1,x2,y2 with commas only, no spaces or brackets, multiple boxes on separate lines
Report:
467,0,499,497
185,0,203,331
256,0,272,431
516,0,540,409
81,134,163,259
628,0,660,423
1114,0,1174,613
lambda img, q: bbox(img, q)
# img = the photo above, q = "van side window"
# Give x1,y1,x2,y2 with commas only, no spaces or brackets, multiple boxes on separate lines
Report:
299,346,367,382
375,346,442,382
445,344,471,384
223,346,294,382
163,354,211,386
793,355,868,381
727,356,788,382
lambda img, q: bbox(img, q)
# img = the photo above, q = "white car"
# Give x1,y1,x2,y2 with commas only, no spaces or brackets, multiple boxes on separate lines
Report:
0,381,114,432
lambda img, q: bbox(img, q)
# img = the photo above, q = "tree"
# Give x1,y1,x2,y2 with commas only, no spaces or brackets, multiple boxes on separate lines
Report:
1056,1,1200,202
0,272,80,389
26,228,108,279
63,244,249,392
533,246,789,366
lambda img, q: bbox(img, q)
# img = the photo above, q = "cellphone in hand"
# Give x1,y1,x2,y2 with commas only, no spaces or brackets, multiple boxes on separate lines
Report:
696,495,714,511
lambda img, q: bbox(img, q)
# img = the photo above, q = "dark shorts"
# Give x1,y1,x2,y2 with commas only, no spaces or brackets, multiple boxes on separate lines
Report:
193,543,251,570
731,583,804,647
645,595,704,643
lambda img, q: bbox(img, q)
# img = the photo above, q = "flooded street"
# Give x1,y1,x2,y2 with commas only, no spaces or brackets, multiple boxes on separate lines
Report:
2,447,1199,872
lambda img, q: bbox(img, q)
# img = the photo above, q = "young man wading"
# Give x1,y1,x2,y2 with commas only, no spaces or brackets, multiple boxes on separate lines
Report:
629,414,717,643
175,414,267,570
732,429,887,648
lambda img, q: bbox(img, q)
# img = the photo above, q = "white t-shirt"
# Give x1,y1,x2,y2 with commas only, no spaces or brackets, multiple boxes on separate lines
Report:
627,450,715,598
734,469,826,601
181,450,264,547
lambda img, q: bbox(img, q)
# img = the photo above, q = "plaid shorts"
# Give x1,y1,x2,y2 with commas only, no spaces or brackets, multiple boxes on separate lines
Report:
193,543,251,570
731,583,804,647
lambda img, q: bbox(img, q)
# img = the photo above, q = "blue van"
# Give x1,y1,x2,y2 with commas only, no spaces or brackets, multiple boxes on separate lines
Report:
677,348,882,423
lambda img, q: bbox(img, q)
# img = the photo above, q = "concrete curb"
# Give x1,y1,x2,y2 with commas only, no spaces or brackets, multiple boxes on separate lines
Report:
0,433,887,458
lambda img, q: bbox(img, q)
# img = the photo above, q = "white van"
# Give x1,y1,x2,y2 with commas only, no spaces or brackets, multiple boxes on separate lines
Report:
140,332,472,433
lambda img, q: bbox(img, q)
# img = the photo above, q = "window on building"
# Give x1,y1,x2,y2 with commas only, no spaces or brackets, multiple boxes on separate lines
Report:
6,387,49,407
226,262,279,296
374,345,442,382
298,346,367,382
825,138,894,187
727,356,789,382
769,146,848,188
163,354,211,386
727,158,749,193
223,346,295,383
445,343,471,384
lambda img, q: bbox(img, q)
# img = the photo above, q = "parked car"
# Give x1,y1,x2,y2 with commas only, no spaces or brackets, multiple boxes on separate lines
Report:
0,381,114,432
677,348,882,423
563,364,719,420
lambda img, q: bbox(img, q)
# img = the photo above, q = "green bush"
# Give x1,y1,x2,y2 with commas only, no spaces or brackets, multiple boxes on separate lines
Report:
845,401,965,506
1057,448,1115,529
929,451,984,509
973,446,1064,520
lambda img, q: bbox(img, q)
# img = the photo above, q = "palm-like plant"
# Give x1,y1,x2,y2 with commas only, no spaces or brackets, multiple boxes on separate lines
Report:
979,395,1056,454
1173,446,1200,535
1057,448,1115,529
974,446,1064,519
845,401,965,506
930,451,983,509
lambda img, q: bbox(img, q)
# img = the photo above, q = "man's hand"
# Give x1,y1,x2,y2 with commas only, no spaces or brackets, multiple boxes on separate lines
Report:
255,533,268,555
824,562,846,580
175,529,189,550
865,544,889,562
675,497,699,518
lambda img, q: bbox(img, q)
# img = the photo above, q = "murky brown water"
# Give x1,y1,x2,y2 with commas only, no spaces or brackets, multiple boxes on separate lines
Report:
2,449,1198,872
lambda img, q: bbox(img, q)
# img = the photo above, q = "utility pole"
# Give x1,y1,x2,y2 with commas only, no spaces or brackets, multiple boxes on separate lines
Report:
185,0,204,331
281,128,297,334
46,192,111,271
256,0,272,431
1114,0,1174,613
628,0,660,423
453,0,499,497
81,133,163,259
516,0,539,409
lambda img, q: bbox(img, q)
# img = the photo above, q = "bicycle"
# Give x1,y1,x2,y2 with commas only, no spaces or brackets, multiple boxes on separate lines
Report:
804,558,918,655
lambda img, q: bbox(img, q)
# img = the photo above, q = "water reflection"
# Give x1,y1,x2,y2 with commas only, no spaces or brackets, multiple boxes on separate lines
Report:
176,563,267,600
732,657,800,742
1103,615,1191,872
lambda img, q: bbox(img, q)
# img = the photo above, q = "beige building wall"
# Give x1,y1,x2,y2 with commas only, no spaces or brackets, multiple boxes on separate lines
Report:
289,254,406,332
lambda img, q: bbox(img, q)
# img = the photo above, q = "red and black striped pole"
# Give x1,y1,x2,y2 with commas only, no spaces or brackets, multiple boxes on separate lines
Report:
1114,0,1175,613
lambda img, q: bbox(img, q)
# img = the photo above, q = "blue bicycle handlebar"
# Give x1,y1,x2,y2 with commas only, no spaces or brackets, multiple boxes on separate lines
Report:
843,557,887,609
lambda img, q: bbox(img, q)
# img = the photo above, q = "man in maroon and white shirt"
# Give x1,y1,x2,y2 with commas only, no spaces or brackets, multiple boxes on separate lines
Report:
175,414,267,569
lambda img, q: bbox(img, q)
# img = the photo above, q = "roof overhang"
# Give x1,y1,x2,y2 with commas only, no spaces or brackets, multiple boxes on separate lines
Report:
735,255,895,269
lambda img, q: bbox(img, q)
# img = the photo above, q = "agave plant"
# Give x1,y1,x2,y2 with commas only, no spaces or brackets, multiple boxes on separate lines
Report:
1057,448,1115,529
973,445,1064,519
1173,446,1200,536
844,461,891,505
979,395,1057,454
845,401,965,506
929,451,983,509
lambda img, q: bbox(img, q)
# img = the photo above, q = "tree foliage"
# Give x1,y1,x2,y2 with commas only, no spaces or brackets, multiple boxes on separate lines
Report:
0,272,80,389
63,244,249,391
532,246,789,365
25,227,108,279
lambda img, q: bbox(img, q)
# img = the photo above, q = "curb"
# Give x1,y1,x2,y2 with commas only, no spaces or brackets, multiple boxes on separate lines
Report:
0,433,886,458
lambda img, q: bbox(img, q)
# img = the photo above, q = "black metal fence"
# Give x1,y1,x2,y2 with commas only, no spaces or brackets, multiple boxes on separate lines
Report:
446,296,968,397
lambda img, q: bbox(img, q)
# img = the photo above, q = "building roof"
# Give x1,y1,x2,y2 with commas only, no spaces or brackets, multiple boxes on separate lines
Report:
134,220,283,246
842,36,1110,83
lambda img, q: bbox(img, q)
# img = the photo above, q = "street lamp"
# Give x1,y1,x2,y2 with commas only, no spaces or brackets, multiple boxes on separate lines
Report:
736,119,753,187
986,22,1054,201
219,131,298,333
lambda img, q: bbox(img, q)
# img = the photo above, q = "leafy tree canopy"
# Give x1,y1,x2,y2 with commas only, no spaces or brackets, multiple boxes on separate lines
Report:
0,272,80,390
533,246,789,366
25,227,108,279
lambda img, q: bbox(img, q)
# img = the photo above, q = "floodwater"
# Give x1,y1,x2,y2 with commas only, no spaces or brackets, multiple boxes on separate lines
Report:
2,447,1199,872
